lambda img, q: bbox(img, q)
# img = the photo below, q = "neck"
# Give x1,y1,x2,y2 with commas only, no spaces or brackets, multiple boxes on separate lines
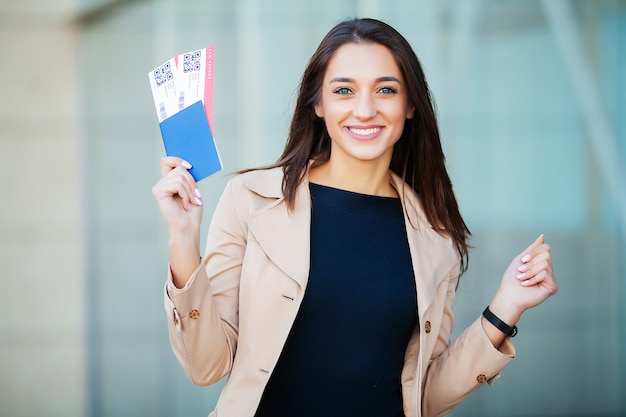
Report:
309,158,397,198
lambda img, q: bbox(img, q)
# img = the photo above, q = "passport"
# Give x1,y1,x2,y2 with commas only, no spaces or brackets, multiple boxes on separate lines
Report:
159,100,221,182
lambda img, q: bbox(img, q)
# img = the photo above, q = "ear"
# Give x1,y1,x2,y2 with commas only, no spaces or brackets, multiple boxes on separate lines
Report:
314,102,324,118
406,105,415,120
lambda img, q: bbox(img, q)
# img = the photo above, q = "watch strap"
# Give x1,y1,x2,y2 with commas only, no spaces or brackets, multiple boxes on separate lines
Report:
483,306,518,338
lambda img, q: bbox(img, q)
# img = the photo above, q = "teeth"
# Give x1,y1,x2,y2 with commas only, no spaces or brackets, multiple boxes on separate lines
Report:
349,127,381,136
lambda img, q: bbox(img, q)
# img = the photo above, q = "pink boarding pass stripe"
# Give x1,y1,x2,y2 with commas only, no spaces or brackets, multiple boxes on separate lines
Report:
204,46,215,135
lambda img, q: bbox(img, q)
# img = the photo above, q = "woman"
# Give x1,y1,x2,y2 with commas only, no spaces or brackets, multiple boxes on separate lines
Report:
152,18,557,417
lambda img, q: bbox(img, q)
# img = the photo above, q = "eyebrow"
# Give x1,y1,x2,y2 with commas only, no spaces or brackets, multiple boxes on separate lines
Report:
329,76,402,84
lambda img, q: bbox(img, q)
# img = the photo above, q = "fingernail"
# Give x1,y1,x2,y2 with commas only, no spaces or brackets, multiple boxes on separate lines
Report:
194,196,203,206
194,188,202,198
517,264,529,272
521,280,531,286
182,160,192,169
516,273,527,279
521,254,531,263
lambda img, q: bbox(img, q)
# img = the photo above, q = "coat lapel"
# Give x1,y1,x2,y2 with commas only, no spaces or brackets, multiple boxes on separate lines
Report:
244,169,312,290
390,173,457,318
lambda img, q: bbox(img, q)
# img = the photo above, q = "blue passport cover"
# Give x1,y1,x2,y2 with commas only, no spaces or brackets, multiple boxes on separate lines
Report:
158,100,222,182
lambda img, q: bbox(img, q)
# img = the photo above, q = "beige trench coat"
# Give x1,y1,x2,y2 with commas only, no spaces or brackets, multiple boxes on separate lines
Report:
164,167,515,417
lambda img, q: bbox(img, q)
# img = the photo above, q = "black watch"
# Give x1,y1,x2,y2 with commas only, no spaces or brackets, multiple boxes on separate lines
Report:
483,306,518,338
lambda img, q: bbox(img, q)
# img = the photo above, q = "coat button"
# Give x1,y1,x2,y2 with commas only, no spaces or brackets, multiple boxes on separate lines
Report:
424,321,431,333
477,374,487,384
189,309,200,319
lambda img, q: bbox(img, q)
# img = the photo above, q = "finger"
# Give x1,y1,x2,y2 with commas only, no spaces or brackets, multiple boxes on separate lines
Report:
159,156,192,177
522,270,558,295
516,258,551,281
517,246,551,275
177,168,203,207
520,269,549,287
167,164,202,205
153,175,191,209
174,187,202,211
153,168,202,210
520,234,546,263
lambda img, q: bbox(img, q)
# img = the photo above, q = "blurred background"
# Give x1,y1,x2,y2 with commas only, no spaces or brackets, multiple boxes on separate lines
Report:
1,0,624,416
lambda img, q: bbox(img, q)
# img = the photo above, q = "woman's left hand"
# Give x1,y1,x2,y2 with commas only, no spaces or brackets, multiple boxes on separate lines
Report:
489,234,558,326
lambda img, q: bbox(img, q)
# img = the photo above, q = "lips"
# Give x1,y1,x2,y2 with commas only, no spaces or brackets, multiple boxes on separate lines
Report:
345,126,384,140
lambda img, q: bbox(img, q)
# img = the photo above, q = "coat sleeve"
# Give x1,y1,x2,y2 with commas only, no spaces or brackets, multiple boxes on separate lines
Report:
163,180,246,386
421,264,516,417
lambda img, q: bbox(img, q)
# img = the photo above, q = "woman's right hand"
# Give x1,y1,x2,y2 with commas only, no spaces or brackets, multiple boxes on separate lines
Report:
152,156,203,235
152,157,204,287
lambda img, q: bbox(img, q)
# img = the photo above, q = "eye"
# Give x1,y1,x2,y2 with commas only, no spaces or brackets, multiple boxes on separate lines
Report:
378,86,398,95
333,87,352,95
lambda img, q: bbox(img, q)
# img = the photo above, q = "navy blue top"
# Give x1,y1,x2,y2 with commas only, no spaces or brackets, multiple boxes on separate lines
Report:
254,183,417,417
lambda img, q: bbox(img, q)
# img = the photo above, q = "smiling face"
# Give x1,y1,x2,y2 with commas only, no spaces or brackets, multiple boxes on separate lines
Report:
314,42,415,169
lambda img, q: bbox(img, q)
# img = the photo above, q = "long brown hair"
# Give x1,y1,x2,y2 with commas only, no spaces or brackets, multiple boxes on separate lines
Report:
244,18,470,274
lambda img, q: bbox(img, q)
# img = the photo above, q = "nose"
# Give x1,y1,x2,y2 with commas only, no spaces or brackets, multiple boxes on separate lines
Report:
352,93,377,120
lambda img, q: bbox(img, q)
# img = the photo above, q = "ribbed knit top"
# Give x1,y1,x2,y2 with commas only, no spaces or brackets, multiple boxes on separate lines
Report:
254,183,418,417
